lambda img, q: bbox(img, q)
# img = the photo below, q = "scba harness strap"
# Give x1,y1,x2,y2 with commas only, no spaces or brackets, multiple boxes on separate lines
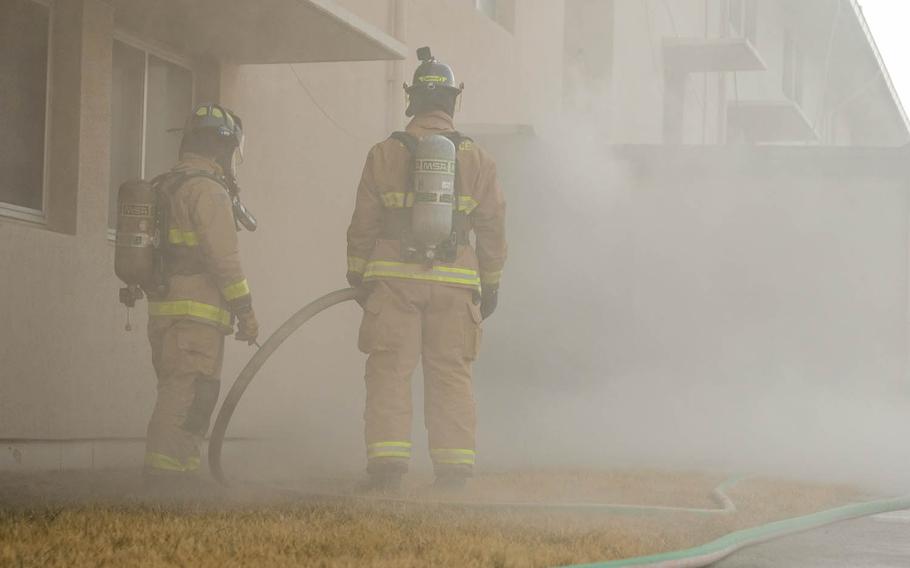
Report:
153,171,228,267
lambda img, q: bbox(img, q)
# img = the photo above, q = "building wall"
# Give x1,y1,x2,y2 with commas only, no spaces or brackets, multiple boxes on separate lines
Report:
1,0,123,442
0,0,566,473
577,0,908,145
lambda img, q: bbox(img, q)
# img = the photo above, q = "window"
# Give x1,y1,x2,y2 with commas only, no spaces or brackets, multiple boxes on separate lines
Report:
0,0,51,220
109,38,193,228
476,0,497,21
475,0,514,31
782,32,804,106
728,0,757,44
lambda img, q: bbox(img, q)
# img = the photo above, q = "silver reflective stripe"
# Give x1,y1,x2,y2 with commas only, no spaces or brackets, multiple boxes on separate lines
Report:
116,232,155,248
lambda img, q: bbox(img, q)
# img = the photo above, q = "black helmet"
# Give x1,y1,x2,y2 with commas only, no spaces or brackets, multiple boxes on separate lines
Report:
181,103,245,163
405,47,462,94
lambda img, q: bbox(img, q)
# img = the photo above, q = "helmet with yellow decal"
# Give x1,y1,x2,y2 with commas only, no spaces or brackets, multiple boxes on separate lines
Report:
404,47,464,117
180,103,245,164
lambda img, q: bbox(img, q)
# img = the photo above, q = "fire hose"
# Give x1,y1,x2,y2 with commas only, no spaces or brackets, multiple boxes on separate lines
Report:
208,287,361,485
207,288,910,567
562,494,910,568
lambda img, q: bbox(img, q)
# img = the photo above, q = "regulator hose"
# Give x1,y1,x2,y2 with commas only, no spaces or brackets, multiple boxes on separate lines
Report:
208,287,362,485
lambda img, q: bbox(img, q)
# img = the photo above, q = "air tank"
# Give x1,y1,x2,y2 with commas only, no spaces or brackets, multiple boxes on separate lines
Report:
410,134,456,250
114,179,158,291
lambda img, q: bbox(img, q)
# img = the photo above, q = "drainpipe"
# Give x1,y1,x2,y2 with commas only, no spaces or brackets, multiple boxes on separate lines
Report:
386,0,408,133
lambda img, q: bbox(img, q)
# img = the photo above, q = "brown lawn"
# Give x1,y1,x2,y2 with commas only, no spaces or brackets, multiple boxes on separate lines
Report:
0,469,859,567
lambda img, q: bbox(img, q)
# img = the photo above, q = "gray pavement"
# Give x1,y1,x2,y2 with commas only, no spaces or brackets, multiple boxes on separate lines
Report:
715,509,910,567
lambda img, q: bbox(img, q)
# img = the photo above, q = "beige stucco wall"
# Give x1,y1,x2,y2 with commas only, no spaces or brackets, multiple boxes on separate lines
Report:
0,0,127,441
0,0,566,473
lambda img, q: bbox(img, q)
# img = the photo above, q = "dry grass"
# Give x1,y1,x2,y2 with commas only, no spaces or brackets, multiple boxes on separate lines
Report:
0,469,859,567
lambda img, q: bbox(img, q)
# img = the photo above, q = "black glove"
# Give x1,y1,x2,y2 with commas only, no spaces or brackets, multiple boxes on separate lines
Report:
347,271,363,288
480,286,499,320
234,307,259,345
347,271,367,308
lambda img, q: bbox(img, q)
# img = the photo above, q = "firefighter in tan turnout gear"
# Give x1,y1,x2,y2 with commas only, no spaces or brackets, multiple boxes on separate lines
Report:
347,48,507,491
141,104,259,484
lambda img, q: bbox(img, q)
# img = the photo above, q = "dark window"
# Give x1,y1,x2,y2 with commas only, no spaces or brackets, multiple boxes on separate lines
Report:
0,0,50,214
109,41,146,227
144,55,193,180
477,0,497,21
476,0,514,31
109,40,193,228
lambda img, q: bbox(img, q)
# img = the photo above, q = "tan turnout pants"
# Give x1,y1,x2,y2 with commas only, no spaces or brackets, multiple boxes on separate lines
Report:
145,318,224,474
359,279,483,476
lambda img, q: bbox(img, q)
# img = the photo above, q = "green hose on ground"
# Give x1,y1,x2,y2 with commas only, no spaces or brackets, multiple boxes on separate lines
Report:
206,289,910,568
563,494,910,568
208,288,361,485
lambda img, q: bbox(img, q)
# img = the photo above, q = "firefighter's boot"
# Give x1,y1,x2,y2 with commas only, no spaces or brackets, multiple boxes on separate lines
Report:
433,472,468,493
356,471,403,495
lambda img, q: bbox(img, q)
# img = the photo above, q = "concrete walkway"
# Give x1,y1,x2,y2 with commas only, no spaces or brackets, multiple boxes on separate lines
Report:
716,509,910,567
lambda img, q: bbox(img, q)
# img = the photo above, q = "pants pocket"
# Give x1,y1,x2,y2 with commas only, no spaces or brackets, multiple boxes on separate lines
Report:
358,288,387,354
175,322,222,377
464,299,483,361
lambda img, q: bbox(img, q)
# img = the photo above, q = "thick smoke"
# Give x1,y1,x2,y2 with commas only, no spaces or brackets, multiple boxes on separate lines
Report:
470,108,910,494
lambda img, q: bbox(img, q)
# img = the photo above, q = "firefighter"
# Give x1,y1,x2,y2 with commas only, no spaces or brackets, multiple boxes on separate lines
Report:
143,103,259,487
346,48,507,491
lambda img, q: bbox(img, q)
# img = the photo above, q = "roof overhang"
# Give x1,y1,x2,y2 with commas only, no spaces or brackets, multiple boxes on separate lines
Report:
112,0,407,64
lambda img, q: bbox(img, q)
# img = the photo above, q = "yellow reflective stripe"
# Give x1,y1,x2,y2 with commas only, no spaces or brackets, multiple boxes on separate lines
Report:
381,192,476,213
144,452,200,472
369,451,411,458
168,228,199,246
367,261,477,275
418,75,449,83
380,192,415,209
457,195,479,214
348,256,367,274
367,441,412,460
222,279,250,301
364,261,480,288
480,270,502,286
430,448,476,465
149,300,231,327
364,270,480,287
